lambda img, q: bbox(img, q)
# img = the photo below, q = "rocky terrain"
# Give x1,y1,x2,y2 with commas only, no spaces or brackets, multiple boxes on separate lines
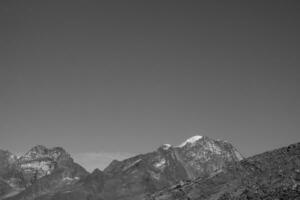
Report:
144,142,300,200
0,146,88,200
1,136,299,200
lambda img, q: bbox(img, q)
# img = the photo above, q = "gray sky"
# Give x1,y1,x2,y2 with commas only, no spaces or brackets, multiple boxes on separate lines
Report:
1,1,300,171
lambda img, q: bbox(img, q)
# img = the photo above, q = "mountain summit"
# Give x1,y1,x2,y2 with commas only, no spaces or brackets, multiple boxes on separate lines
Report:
177,135,204,147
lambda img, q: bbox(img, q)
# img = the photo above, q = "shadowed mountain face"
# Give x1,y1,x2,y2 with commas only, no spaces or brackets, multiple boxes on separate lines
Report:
0,150,17,177
0,150,23,199
144,142,300,200
7,136,243,200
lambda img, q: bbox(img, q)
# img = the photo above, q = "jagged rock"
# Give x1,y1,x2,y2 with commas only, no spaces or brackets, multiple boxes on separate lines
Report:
0,146,88,200
17,145,74,184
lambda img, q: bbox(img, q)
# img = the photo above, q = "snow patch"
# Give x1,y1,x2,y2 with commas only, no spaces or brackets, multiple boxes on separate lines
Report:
63,177,74,181
20,161,51,172
62,177,80,182
161,144,172,150
234,150,243,160
153,158,166,170
178,135,203,147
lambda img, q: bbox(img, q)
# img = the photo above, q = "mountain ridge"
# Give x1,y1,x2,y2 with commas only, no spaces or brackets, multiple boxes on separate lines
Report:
1,136,299,200
1,135,243,200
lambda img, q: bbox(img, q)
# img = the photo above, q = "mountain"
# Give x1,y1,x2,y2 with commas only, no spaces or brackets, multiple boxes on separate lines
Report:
99,135,243,200
17,145,87,186
144,142,300,200
0,146,88,200
4,136,299,200
13,135,243,200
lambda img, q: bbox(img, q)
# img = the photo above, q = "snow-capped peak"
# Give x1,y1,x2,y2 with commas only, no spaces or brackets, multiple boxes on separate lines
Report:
178,135,203,147
161,144,172,150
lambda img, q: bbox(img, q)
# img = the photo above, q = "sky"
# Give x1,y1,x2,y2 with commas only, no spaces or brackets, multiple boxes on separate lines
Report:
0,1,300,171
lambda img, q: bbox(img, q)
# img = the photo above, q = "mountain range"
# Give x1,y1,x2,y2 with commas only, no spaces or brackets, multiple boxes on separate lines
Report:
0,135,299,200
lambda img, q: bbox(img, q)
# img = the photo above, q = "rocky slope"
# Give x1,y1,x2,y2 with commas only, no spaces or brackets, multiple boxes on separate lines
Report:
19,135,243,200
144,142,300,200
